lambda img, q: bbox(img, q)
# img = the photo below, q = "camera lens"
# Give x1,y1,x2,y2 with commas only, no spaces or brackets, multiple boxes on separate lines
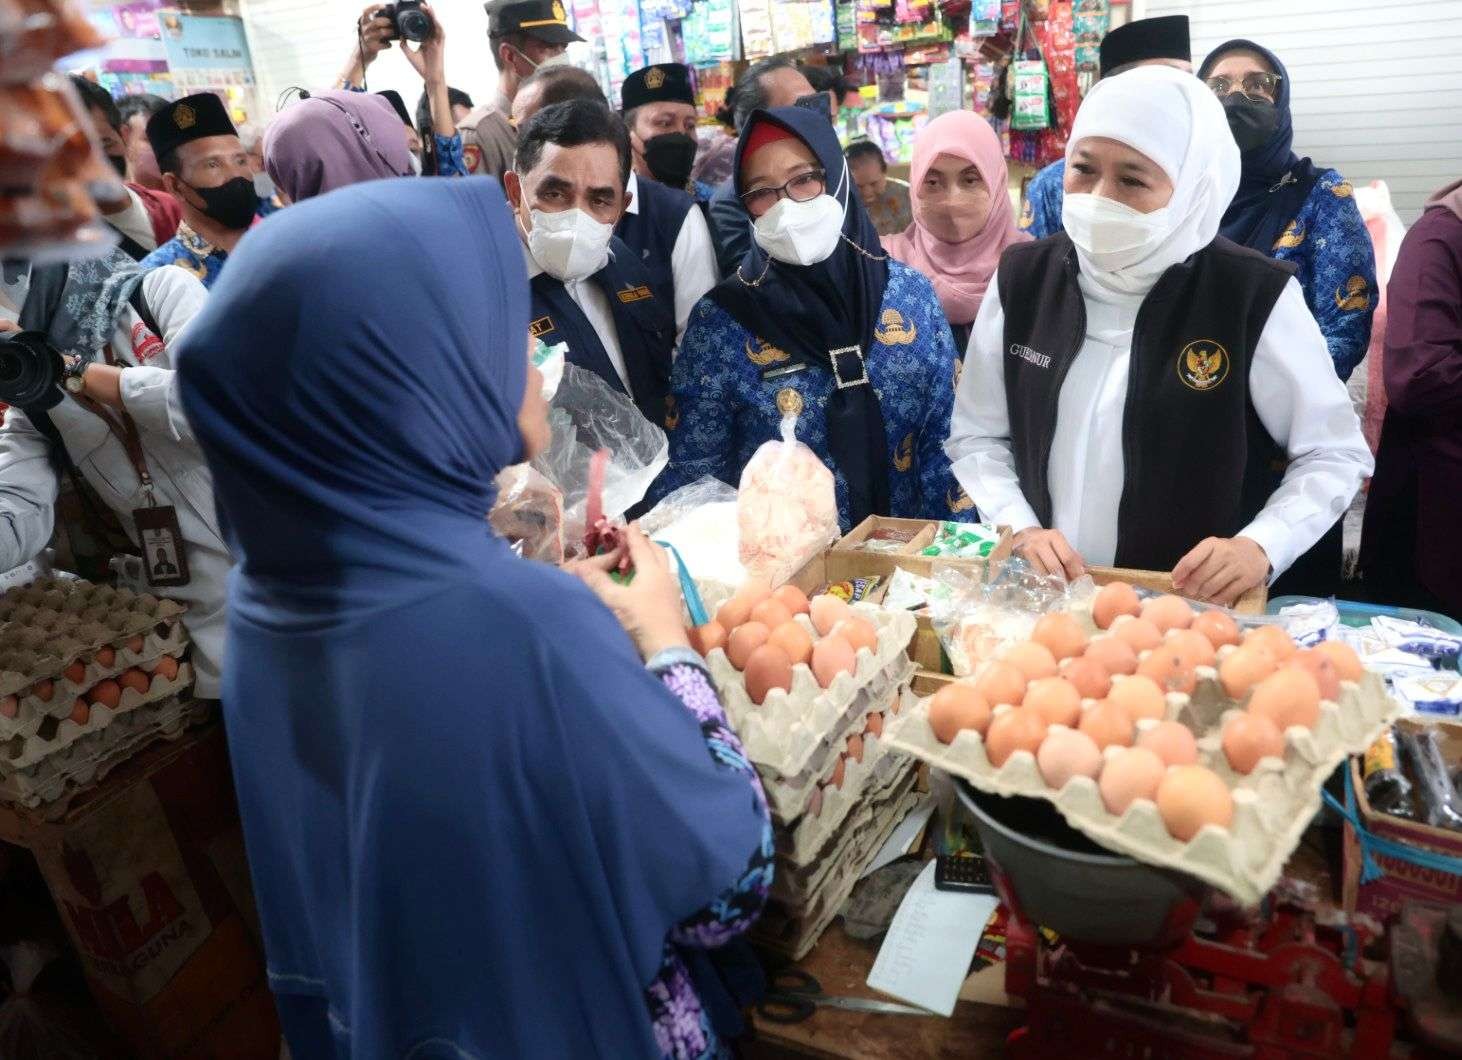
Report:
397,8,431,41
0,347,23,387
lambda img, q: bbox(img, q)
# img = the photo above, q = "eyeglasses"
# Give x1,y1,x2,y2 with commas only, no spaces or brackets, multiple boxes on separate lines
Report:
1205,72,1282,102
740,167,827,214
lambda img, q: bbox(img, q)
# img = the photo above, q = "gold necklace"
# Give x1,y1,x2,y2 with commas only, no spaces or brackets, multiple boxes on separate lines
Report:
736,234,888,287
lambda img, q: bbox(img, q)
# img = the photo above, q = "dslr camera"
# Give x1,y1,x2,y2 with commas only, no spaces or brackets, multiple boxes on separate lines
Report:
378,0,433,43
0,331,65,411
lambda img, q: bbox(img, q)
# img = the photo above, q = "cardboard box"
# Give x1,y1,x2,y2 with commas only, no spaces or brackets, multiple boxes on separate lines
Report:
1342,719,1462,924
1088,565,1268,616
0,722,280,1058
831,516,1013,580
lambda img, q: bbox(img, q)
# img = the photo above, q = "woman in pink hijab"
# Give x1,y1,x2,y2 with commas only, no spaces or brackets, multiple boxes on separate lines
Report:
883,111,1029,353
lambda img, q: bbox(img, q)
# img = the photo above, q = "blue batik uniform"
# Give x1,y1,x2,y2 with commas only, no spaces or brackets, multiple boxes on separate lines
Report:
140,220,231,288
656,260,974,529
1020,160,1065,239
692,179,715,204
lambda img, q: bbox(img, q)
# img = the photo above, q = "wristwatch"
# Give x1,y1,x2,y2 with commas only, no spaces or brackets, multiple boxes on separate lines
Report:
62,356,87,394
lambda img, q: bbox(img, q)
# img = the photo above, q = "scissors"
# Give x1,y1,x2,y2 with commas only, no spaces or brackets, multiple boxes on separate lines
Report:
756,968,931,1023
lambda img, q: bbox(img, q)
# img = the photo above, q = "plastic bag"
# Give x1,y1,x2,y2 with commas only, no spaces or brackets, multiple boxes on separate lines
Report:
639,476,738,537
0,941,97,1060
530,362,668,554
737,411,839,587
489,464,564,564
927,559,1076,676
639,476,744,588
532,337,565,401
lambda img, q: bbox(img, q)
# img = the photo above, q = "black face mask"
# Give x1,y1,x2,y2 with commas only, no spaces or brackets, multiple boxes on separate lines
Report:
1222,94,1279,153
642,132,697,190
185,175,258,231
107,153,128,179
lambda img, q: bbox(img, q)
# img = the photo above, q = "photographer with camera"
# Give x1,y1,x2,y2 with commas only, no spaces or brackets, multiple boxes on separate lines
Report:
0,250,228,698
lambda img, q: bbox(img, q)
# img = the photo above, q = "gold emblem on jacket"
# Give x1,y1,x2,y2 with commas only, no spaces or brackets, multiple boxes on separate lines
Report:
893,433,914,473
776,388,804,417
746,337,790,366
876,308,916,346
664,395,679,430
1331,180,1355,198
1335,275,1370,311
1177,340,1229,392
948,485,975,513
1273,220,1305,249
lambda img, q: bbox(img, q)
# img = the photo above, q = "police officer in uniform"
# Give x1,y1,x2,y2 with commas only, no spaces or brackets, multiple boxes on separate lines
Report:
504,100,674,427
618,64,719,342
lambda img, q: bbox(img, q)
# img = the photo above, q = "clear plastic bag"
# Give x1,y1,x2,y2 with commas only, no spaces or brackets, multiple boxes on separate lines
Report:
530,363,668,555
0,941,97,1060
639,476,744,588
489,464,564,564
927,559,1078,676
639,476,738,537
736,411,839,587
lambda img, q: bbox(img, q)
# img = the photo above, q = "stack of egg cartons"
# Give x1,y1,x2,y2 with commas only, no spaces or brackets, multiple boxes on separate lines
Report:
0,577,203,810
701,598,921,960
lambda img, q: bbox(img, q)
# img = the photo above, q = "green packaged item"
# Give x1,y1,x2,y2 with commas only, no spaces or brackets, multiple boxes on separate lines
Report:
921,521,1000,559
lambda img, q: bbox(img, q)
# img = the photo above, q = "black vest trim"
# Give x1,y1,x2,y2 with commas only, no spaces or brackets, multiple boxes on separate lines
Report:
616,178,695,313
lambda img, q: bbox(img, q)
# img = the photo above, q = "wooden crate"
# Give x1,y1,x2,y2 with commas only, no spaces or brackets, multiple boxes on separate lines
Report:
1087,565,1268,616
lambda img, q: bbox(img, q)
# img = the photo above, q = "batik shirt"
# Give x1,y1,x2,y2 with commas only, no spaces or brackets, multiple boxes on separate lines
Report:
140,219,230,289
692,179,715,205
1019,160,1065,241
655,260,976,528
648,659,774,1060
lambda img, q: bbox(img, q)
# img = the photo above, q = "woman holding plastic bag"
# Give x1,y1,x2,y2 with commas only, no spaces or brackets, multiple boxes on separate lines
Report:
651,105,972,532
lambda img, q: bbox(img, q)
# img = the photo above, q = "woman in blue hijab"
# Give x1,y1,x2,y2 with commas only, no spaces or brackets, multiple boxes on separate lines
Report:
173,175,772,1060
651,105,973,528
1200,40,1376,384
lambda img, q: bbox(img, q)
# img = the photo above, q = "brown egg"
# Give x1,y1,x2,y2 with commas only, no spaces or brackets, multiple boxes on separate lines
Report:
928,683,992,743
716,582,769,630
1002,641,1059,681
769,621,814,666
810,594,851,636
750,598,794,631
1062,655,1113,700
832,616,880,656
31,679,53,703
1137,720,1199,767
847,733,865,764
118,669,150,696
1079,699,1136,750
1032,613,1089,661
1192,610,1241,649
89,680,122,710
1314,639,1365,683
1141,594,1195,634
773,583,812,616
744,644,794,705
1024,677,1082,728
864,712,884,738
1112,617,1163,653
1099,747,1167,815
1244,625,1297,663
1287,649,1341,702
1166,629,1218,669
1157,765,1234,842
1036,727,1103,789
829,757,846,788
1107,674,1167,722
1247,668,1321,732
95,646,116,668
70,699,90,726
688,621,727,658
1221,712,1286,774
1093,581,1141,630
63,661,86,685
151,656,180,681
984,708,1049,768
0,696,16,719
726,622,771,671
1136,646,1198,696
811,635,857,689
974,660,1028,708
1219,646,1278,701
126,634,145,654
1085,636,1139,676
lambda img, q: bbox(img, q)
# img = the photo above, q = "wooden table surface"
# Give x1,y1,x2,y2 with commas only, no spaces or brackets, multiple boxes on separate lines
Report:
745,923,1022,1059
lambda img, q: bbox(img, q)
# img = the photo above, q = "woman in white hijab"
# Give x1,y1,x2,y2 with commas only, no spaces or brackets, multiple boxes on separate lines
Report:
947,66,1372,605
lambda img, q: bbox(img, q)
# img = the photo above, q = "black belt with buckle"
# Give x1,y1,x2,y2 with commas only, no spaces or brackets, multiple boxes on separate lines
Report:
830,345,868,389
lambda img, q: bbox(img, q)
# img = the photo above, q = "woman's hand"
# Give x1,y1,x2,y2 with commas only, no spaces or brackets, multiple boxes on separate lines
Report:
337,4,393,88
567,525,690,662
401,3,446,86
1172,536,1270,606
1012,527,1086,581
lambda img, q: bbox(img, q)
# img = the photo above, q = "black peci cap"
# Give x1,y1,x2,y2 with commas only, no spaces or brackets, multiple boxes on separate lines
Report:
621,63,695,110
1099,15,1190,77
485,0,584,44
146,92,238,160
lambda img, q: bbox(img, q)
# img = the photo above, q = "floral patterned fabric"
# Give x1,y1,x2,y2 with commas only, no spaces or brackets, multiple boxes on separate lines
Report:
653,260,976,528
1020,162,1376,381
646,661,774,1060
140,218,232,288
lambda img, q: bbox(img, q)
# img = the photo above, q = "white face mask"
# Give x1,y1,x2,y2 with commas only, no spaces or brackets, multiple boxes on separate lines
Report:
520,205,613,282
751,162,848,267
1061,192,1172,273
514,45,571,73
252,171,276,200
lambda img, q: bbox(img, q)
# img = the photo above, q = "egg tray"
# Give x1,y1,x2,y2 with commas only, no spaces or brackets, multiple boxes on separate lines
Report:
752,780,922,961
0,660,194,773
0,628,189,740
703,605,918,778
0,695,214,813
881,666,1398,906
